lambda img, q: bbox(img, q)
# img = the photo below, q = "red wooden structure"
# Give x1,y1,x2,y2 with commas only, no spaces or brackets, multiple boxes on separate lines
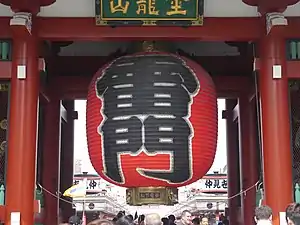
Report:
0,0,298,224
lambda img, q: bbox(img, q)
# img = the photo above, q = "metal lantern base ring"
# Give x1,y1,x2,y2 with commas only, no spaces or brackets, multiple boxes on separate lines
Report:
126,187,178,206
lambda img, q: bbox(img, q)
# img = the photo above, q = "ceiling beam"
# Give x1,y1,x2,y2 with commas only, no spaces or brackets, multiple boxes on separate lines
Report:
46,56,253,77
51,75,252,99
0,17,298,41
0,17,262,41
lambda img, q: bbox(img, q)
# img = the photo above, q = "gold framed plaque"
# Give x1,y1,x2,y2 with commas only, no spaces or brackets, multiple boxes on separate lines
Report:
126,187,178,206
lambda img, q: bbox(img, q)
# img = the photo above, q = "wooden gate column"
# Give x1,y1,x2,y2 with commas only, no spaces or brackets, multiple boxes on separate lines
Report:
259,30,293,224
224,99,241,225
238,95,259,225
42,96,62,225
5,16,40,225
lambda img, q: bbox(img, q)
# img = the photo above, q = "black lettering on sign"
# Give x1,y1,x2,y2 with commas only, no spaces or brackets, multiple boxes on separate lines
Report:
205,179,213,188
88,180,97,189
96,55,200,184
213,179,221,188
222,179,228,189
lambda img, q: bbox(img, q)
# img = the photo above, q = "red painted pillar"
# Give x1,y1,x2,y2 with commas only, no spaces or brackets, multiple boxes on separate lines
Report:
5,27,39,224
42,97,61,225
238,95,259,225
225,99,241,225
259,33,293,224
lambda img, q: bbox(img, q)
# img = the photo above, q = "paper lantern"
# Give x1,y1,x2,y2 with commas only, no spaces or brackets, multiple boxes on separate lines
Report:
87,52,217,188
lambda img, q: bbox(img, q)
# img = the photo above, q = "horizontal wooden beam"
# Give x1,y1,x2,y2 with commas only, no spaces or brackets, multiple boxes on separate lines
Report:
36,17,262,41
0,17,263,41
25,17,300,41
254,58,300,78
0,17,299,41
52,75,252,99
47,56,253,77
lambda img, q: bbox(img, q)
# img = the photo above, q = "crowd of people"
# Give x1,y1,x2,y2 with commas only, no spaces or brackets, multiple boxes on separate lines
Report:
254,203,300,225
61,202,300,225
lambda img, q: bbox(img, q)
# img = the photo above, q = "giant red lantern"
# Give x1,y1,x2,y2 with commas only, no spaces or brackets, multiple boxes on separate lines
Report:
86,52,217,188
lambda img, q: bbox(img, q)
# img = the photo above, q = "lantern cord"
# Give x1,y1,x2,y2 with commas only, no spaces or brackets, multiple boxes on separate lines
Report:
227,180,260,200
37,180,260,211
37,182,74,205
166,180,262,215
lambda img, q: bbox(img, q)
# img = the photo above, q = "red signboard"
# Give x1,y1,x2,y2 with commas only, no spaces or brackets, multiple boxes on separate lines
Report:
87,52,217,187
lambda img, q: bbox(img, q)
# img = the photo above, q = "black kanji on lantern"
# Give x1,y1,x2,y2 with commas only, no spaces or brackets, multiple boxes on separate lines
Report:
96,55,199,184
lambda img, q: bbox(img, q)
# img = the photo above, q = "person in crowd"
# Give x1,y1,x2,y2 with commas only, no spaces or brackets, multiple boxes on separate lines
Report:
126,215,134,222
254,205,272,225
117,215,135,225
139,215,145,225
286,203,300,225
68,215,82,225
161,217,169,225
87,219,114,225
177,210,192,225
117,212,126,220
112,217,118,225
200,217,208,225
168,215,176,225
192,217,200,225
145,213,162,225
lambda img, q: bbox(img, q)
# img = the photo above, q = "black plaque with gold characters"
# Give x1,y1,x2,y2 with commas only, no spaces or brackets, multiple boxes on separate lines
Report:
126,187,178,205
95,0,203,26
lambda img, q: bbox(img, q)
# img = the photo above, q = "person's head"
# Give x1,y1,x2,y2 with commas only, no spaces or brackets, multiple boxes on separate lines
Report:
286,203,300,225
192,217,200,225
168,215,175,223
117,211,125,220
145,214,162,225
200,217,208,225
161,217,169,225
139,215,145,223
254,205,272,222
87,219,114,225
181,210,192,225
116,216,135,225
68,215,82,225
125,215,134,222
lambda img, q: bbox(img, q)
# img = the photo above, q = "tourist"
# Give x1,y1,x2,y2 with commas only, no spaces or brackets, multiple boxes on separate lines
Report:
286,203,300,225
87,219,114,225
200,217,208,225
145,214,162,225
177,210,192,225
68,215,82,225
254,205,272,225
168,215,176,225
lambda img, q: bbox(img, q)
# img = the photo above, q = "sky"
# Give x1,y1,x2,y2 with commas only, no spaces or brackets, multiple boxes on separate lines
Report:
74,98,227,174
